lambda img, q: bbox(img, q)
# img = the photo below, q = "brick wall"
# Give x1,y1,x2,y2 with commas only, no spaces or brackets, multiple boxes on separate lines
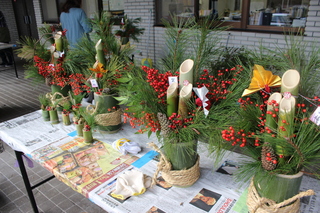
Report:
124,0,320,65
123,0,156,64
0,0,19,43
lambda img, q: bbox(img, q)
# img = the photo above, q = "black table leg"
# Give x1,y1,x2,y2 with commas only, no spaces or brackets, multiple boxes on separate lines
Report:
9,47,18,78
15,151,39,213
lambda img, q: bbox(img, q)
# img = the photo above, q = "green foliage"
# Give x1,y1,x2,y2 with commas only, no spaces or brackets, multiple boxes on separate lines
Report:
158,16,197,72
117,15,254,169
114,15,145,42
38,94,50,110
79,107,96,128
63,37,96,76
246,30,320,97
117,66,165,114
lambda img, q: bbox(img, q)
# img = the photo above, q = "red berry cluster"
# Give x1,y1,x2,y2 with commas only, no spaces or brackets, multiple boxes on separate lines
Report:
142,66,175,104
84,124,91,131
69,73,91,95
167,112,194,131
62,109,70,115
196,66,243,103
72,103,81,111
34,56,50,78
221,126,258,147
123,110,160,133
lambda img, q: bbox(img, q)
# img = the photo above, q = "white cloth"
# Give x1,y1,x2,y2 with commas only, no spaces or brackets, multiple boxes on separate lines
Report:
111,170,151,200
112,138,141,155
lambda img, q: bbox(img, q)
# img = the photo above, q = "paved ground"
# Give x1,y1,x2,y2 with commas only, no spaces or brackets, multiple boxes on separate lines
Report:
0,58,107,212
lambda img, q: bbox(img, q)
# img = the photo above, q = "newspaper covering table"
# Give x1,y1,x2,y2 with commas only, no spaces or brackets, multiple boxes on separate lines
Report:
0,110,319,213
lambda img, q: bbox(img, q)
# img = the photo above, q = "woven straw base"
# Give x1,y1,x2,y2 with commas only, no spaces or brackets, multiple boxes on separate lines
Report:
247,179,304,213
162,156,200,187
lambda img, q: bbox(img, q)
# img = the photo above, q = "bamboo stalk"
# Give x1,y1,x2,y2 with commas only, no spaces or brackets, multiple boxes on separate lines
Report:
95,39,106,66
278,96,296,138
265,92,282,131
281,69,300,96
178,84,193,118
166,82,178,117
54,31,63,52
276,96,296,157
179,59,194,90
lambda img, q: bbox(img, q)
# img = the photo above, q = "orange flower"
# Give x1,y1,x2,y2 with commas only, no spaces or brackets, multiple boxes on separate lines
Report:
89,62,108,73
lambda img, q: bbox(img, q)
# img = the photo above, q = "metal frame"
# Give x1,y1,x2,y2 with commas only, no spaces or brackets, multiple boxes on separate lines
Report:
15,151,55,213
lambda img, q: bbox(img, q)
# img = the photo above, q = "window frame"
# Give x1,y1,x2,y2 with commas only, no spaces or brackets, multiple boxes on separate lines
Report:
40,0,104,24
155,0,306,34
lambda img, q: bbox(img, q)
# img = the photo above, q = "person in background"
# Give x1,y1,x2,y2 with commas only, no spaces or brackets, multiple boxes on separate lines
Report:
0,11,13,67
60,0,92,47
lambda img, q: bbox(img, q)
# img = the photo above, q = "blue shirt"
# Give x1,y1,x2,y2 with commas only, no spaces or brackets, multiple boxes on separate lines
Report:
60,8,92,47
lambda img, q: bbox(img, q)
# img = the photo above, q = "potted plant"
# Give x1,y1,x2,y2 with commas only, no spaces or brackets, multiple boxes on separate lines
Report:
220,65,319,212
48,104,59,125
78,107,96,143
16,24,89,98
114,15,145,45
38,94,51,121
117,16,245,187
61,102,72,126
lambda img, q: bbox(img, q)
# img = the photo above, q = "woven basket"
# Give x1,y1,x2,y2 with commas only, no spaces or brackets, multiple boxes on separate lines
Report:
247,179,314,213
148,142,200,187
162,156,200,187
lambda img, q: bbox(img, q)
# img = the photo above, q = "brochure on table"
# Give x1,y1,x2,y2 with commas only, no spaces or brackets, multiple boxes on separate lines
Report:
0,111,319,213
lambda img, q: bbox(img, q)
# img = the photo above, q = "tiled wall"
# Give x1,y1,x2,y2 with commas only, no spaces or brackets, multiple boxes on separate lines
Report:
124,0,320,65
0,0,19,43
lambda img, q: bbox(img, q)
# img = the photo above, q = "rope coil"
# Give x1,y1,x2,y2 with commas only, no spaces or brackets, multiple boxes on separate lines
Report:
46,92,70,107
148,142,200,187
86,102,122,127
247,179,315,213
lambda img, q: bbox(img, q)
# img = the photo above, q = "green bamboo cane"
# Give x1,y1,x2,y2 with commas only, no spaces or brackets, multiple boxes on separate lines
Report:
178,84,193,118
179,59,194,90
95,39,106,67
276,96,296,161
54,31,63,52
166,82,179,117
280,69,300,96
265,92,282,132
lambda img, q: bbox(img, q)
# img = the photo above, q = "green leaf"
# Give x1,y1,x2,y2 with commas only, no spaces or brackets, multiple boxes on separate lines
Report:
117,78,131,83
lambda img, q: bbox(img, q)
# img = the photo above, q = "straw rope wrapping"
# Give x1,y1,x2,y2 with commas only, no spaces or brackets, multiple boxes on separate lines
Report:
247,179,315,213
46,92,70,107
86,101,122,127
148,142,200,187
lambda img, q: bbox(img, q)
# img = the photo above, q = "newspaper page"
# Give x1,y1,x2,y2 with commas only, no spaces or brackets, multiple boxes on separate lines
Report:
88,147,250,213
0,111,75,154
89,146,320,213
31,137,139,198
1,111,319,213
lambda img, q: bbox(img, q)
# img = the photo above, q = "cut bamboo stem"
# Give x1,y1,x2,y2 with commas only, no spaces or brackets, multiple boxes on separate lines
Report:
166,82,178,117
178,84,193,118
95,39,106,66
179,59,194,90
281,69,300,96
265,92,282,131
277,96,296,157
54,31,63,52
